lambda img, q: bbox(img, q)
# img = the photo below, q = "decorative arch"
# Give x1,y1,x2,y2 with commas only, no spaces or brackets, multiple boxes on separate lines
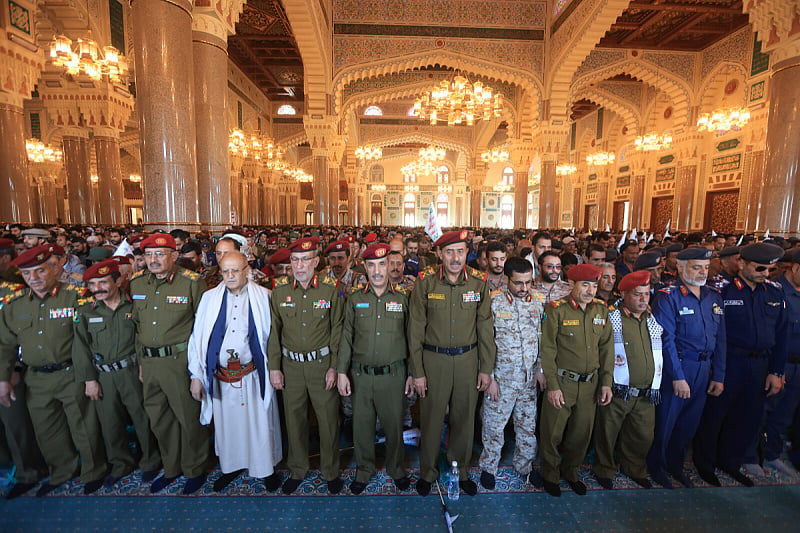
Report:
366,132,475,165
696,61,750,113
569,59,693,129
278,131,309,150
569,88,641,137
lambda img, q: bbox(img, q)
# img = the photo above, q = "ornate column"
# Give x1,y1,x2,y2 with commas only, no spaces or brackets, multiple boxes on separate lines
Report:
631,174,645,229
0,103,33,222
229,153,244,226
469,167,487,227
192,5,244,230
132,0,199,229
597,180,610,231
534,125,569,229
93,130,125,224
38,177,60,225
311,154,329,225
511,141,536,229
674,162,698,233
62,128,95,223
305,117,341,225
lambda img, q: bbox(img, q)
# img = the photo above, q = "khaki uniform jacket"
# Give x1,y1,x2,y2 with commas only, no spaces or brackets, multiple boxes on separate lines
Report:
74,295,137,381
407,265,496,378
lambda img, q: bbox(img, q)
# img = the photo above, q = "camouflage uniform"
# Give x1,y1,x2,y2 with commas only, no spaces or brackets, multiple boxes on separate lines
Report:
479,289,544,475
532,280,571,306
326,267,367,299
487,275,507,300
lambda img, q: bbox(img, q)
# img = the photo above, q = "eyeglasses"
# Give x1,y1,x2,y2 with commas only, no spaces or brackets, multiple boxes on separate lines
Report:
542,263,562,270
290,256,315,264
143,251,170,258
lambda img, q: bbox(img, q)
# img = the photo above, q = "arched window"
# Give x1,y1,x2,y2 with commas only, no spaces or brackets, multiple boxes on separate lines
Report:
436,193,449,228
502,167,514,185
404,193,416,227
500,195,514,229
437,165,449,184
277,104,296,116
370,165,384,183
364,105,383,116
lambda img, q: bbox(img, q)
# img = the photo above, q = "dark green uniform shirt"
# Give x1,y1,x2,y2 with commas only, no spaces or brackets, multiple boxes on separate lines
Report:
0,282,94,382
74,295,137,381
267,274,345,370
540,296,614,390
129,266,206,352
618,306,655,389
338,282,410,373
407,265,496,378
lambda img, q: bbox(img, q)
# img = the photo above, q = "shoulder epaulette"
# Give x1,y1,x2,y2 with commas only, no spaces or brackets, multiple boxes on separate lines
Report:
765,279,782,290
349,283,365,294
658,287,672,294
64,283,88,296
2,288,26,305
178,268,200,281
593,298,608,306
467,266,487,282
0,281,24,292
131,270,146,280
550,300,563,308
608,304,617,311
321,275,339,287
418,266,436,281
393,284,409,296
273,275,290,288
77,296,95,307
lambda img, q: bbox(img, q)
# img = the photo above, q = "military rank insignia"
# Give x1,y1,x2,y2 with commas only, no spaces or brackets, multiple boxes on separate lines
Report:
462,291,481,303
592,316,606,325
166,296,189,304
50,307,75,319
386,302,403,312
313,299,331,309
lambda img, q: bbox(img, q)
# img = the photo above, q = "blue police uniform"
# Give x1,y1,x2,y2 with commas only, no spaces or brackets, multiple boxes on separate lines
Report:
647,281,726,481
693,275,788,477
706,271,733,291
760,274,800,466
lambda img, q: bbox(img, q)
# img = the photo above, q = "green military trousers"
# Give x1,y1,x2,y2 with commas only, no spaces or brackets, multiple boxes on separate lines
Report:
593,395,655,480
0,377,45,483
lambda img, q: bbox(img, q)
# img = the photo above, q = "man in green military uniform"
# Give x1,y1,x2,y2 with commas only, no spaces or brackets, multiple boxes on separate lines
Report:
268,237,345,495
130,233,209,494
74,259,161,489
0,245,107,496
539,263,613,497
337,243,414,495
407,229,496,497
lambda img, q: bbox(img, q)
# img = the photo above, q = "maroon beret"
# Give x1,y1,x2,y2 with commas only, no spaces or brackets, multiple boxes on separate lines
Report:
269,247,291,265
364,232,378,244
362,243,390,261
618,270,651,291
110,255,132,265
566,263,601,282
83,259,120,282
46,243,66,256
433,229,470,249
10,244,52,268
140,233,176,250
324,239,349,255
288,237,319,253
0,238,15,250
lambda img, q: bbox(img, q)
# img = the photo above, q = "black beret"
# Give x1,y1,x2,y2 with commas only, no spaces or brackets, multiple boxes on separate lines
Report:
604,248,618,262
784,248,800,264
676,246,713,260
718,246,741,259
665,243,684,254
649,247,667,257
619,239,638,252
740,243,784,265
634,251,663,271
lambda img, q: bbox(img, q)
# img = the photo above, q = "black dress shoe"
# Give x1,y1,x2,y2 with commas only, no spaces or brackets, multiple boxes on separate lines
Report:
416,478,431,496
631,477,652,489
141,470,160,483
263,472,282,492
669,470,693,488
394,476,411,491
723,468,754,487
479,470,496,490
459,479,478,496
567,479,587,495
327,477,344,495
281,478,302,495
103,475,121,489
5,482,36,499
595,476,613,490
213,470,244,492
149,475,178,494
650,469,674,489
697,469,721,487
528,470,544,488
543,480,561,497
36,483,62,497
182,475,207,495
349,481,367,495
83,479,104,495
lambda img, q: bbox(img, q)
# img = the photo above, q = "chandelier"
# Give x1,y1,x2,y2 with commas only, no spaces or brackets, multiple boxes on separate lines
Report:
355,144,382,161
370,184,387,192
401,159,436,181
556,164,577,176
284,167,312,183
129,174,142,183
493,182,512,193
585,151,615,166
90,174,99,184
228,129,285,169
634,131,673,151
49,35,129,83
404,184,420,193
480,147,510,164
26,139,63,163
412,74,502,126
437,184,452,194
228,129,248,157
418,145,446,162
696,107,750,134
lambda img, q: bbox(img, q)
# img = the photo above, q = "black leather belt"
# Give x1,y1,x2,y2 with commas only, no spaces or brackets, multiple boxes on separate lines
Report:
143,342,188,358
679,351,711,362
558,368,596,382
422,343,478,356
95,354,137,373
353,360,404,376
30,360,72,373
612,384,651,399
282,346,330,362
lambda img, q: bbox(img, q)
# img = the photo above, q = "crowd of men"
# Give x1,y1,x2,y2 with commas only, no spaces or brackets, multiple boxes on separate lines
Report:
1,222,799,499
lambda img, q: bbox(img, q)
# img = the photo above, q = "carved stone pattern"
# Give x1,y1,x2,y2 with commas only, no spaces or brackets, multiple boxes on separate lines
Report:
706,190,738,234
549,0,603,65
597,80,644,109
701,27,752,81
573,49,627,82
332,0,546,28
273,123,305,142
359,123,473,147
641,51,696,84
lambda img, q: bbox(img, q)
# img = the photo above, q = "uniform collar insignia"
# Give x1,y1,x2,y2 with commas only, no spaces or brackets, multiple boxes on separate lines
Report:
680,285,688,296
50,284,60,297
621,306,631,317
733,277,745,290
167,271,175,284
363,281,370,293
569,297,579,309
388,282,396,294
312,275,318,288
524,293,532,302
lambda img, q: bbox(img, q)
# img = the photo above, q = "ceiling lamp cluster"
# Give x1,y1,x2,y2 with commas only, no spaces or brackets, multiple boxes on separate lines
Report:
437,184,453,194
493,182,512,193
696,107,750,135
418,145,446,162
370,184,387,192
480,147,510,164
401,159,436,181
26,139,63,163
413,74,502,126
585,151,616,167
355,144,382,161
634,131,673,152
49,35,129,83
556,164,577,176
228,129,286,169
404,184,420,193
284,167,312,183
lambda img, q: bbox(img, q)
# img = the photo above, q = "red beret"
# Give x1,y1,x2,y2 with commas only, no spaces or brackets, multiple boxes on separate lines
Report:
618,270,651,291
11,244,52,268
566,263,601,282
83,259,119,282
46,243,66,256
128,234,145,245
288,237,318,253
324,239,349,255
346,235,356,243
362,243,390,261
260,265,274,277
265,237,278,245
364,232,378,244
433,229,470,249
244,231,255,238
269,247,291,265
110,255,132,265
0,238,15,250
140,233,176,250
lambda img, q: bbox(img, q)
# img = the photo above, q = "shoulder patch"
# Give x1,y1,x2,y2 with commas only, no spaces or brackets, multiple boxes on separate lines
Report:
77,296,95,307
467,266,487,282
592,298,608,306
765,279,783,290
131,270,146,280
393,284,409,295
349,283,365,294
273,275,290,288
550,300,562,308
2,289,26,306
178,268,200,281
321,275,339,287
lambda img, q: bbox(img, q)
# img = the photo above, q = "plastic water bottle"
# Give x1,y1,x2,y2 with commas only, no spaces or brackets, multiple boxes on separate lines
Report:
447,461,460,501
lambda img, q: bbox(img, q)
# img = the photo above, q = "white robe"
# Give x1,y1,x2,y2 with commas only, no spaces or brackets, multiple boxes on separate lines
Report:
188,281,282,477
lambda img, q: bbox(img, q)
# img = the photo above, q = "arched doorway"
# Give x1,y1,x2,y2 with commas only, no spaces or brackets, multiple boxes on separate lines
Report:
403,193,416,227
371,193,383,226
500,195,514,228
304,202,314,225
437,193,449,228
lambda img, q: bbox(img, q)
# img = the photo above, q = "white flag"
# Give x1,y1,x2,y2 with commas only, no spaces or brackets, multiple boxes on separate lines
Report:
736,234,744,246
424,203,442,243
617,231,628,251
113,238,134,257
605,223,611,233
764,228,770,240
631,227,638,241
711,229,717,237
664,219,671,239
